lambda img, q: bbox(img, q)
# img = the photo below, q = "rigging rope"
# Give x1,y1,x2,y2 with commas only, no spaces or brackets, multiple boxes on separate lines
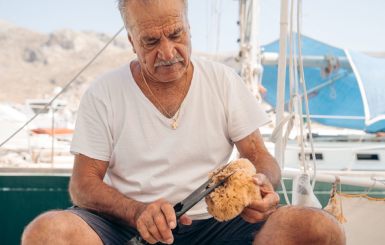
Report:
296,0,318,188
275,0,322,206
0,26,125,148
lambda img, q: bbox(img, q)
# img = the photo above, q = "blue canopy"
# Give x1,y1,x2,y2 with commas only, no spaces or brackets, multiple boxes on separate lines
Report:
261,35,385,133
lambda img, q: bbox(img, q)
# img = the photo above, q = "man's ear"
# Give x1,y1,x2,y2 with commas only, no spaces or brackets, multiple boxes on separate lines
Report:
128,34,136,53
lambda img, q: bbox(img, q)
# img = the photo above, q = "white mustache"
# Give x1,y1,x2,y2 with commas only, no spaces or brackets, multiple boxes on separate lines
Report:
154,55,184,67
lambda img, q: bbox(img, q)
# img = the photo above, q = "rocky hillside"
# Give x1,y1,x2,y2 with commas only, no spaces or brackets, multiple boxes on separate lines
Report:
0,20,135,110
2,19,383,110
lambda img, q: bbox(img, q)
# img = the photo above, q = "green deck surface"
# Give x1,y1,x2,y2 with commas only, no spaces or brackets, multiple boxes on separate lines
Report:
0,175,71,245
1,175,384,245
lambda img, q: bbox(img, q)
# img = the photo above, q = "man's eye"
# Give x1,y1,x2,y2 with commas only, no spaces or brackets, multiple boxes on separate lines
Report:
170,32,182,40
144,39,159,46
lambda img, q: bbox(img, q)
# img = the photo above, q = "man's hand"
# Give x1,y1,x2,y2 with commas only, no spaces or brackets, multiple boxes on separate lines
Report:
70,154,194,244
134,198,192,244
241,173,280,223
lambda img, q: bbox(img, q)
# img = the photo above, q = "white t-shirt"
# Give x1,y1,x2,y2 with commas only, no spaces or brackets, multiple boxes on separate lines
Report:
70,57,270,219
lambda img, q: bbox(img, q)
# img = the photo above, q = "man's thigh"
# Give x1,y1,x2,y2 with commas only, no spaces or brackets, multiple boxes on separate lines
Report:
174,216,264,245
66,206,137,245
67,206,264,245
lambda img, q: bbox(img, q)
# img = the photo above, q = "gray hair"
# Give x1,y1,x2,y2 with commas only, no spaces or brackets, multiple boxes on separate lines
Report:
117,0,188,33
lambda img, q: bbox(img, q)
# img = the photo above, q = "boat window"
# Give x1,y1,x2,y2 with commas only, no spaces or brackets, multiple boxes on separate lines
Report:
298,153,323,161
356,153,379,161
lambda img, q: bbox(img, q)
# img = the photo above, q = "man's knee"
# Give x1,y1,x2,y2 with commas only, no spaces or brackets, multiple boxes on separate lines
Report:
22,211,56,243
255,205,346,245
22,210,102,245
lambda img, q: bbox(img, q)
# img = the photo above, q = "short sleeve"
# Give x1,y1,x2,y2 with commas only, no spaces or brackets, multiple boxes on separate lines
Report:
70,88,113,162
225,69,270,142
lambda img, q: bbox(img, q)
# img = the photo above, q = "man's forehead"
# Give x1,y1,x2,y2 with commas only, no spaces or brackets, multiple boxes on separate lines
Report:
134,18,185,37
125,0,187,31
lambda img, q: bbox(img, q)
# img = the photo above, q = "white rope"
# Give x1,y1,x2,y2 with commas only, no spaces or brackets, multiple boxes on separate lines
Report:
296,0,318,188
270,114,295,144
288,0,307,174
284,0,322,208
275,0,291,205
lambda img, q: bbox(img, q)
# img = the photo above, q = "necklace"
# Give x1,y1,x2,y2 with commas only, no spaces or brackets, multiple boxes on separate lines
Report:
140,68,188,130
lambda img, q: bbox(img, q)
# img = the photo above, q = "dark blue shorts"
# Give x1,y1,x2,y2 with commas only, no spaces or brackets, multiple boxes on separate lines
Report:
67,206,265,245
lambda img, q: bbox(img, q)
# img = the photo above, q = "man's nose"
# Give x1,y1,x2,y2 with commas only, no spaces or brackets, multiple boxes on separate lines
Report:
157,38,175,60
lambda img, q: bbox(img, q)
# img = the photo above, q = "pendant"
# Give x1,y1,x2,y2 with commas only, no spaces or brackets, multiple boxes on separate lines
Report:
171,120,178,129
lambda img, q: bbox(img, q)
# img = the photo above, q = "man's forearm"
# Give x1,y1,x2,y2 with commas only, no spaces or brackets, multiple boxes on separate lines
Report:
69,154,145,228
236,131,282,189
249,152,281,189
70,176,143,228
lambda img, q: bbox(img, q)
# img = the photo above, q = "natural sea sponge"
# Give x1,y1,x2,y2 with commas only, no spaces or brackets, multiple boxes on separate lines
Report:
205,158,262,221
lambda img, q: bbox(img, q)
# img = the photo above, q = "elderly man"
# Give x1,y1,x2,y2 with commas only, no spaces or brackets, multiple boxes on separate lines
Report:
22,0,345,244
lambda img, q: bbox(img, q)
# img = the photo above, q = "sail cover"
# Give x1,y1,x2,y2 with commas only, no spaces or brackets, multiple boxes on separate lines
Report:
261,35,385,133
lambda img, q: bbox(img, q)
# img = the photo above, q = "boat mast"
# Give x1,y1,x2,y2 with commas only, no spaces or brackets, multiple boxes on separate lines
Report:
275,0,289,170
238,0,262,100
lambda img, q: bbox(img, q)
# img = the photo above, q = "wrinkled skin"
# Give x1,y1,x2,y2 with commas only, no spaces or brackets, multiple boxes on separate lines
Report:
126,0,192,84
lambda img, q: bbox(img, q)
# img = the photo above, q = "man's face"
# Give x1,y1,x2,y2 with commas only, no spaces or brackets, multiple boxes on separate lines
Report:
126,0,191,82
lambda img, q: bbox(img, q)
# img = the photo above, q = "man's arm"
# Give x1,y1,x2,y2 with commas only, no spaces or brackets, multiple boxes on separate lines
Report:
69,154,184,244
69,154,143,227
235,129,281,188
235,129,281,223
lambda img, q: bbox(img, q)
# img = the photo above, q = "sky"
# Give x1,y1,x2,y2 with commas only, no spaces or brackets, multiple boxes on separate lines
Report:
0,0,385,53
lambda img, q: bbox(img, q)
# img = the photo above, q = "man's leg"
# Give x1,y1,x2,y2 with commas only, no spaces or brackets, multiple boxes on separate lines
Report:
172,216,264,245
253,206,346,245
21,210,103,245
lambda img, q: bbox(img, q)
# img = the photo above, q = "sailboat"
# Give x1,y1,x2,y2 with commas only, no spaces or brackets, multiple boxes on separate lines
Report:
234,1,385,244
1,0,385,244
